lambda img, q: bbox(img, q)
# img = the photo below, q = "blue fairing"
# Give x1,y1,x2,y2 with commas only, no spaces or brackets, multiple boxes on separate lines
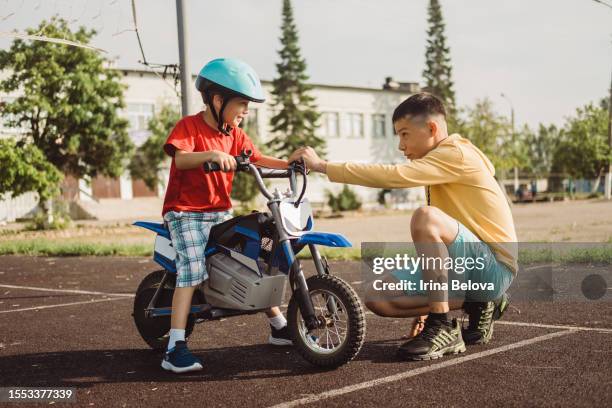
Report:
154,251,177,273
133,221,170,240
296,231,352,247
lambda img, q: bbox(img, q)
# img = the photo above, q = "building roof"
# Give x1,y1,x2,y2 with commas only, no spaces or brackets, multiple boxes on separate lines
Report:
118,67,419,95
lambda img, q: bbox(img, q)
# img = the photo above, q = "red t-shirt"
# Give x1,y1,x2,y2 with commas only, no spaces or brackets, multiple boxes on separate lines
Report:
161,112,262,215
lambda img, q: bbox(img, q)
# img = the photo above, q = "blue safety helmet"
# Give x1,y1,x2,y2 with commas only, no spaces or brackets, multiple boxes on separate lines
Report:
196,58,265,135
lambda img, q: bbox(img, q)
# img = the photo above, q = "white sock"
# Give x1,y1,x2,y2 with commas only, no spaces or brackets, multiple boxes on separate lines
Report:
167,328,185,351
268,314,287,330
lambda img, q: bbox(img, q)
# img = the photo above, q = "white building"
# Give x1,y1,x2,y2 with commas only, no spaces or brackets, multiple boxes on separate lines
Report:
1,69,425,221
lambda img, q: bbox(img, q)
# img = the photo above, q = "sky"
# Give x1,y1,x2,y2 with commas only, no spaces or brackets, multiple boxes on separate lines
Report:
0,0,611,129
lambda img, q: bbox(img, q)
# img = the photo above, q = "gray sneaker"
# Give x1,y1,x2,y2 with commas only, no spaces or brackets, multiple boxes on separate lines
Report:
462,293,510,345
397,317,466,361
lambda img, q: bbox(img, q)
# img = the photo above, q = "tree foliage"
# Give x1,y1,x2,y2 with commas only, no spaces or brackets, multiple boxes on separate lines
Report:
457,98,528,176
423,0,456,116
552,100,610,179
268,0,324,157
0,138,63,201
231,119,263,207
521,124,560,178
0,16,133,179
129,104,180,190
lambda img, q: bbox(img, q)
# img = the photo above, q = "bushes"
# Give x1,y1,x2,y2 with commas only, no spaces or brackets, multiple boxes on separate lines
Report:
326,185,362,213
25,199,71,231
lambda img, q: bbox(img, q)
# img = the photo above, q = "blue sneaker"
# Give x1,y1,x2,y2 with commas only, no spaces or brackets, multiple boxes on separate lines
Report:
161,341,203,373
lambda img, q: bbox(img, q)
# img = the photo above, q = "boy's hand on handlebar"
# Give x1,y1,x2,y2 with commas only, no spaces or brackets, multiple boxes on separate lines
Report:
210,150,237,172
288,147,327,174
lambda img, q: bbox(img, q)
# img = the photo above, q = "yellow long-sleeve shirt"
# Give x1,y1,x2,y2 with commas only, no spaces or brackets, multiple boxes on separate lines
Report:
326,134,518,274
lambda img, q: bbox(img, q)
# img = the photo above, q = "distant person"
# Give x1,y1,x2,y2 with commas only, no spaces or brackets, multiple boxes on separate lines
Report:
289,93,517,361
515,185,524,202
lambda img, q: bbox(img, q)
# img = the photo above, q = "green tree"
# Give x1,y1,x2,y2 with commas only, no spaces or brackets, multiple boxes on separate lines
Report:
0,17,133,180
423,0,457,117
129,104,180,191
522,124,559,178
231,118,268,213
0,138,63,202
552,100,611,192
458,98,527,175
268,0,324,157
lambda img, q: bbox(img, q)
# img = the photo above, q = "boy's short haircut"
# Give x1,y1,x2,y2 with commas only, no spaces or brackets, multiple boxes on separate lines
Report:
199,82,233,106
392,92,447,123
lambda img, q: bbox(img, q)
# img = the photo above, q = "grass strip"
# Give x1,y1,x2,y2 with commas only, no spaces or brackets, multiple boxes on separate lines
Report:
2,239,611,265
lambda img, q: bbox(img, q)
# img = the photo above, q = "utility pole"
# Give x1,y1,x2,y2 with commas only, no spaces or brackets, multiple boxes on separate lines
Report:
501,93,519,192
592,1,612,199
605,70,612,199
176,0,193,116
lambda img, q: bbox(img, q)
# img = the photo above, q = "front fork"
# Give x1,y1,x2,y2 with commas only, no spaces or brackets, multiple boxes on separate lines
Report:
284,240,340,332
270,199,337,331
309,244,339,315
282,240,319,330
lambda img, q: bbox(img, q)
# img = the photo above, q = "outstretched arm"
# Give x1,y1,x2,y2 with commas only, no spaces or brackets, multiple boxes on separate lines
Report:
288,146,463,189
255,154,289,170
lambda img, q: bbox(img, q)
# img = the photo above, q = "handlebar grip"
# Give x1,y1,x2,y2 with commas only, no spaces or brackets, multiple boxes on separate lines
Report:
203,162,222,172
204,149,253,173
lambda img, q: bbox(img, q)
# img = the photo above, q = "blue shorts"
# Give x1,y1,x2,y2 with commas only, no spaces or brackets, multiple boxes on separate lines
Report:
163,210,232,288
391,222,514,302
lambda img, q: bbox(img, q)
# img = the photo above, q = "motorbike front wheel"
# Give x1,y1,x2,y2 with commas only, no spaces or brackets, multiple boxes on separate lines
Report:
287,274,366,368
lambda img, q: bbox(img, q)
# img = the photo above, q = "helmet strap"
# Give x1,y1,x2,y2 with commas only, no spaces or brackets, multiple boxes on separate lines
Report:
218,97,233,136
206,92,233,136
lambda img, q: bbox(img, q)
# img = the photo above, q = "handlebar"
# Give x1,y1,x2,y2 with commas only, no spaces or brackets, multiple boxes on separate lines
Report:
203,149,307,205
257,168,292,178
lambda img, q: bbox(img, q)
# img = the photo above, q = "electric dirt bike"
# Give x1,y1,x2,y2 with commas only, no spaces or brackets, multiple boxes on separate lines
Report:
132,151,366,368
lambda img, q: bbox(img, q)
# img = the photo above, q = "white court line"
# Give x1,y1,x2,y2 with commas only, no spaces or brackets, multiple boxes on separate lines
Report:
0,296,131,314
523,264,555,271
363,311,612,333
0,284,135,298
497,320,612,333
268,330,574,408
4,286,609,332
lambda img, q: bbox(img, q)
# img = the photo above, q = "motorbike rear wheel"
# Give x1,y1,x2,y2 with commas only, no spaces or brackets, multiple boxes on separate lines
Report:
133,270,203,350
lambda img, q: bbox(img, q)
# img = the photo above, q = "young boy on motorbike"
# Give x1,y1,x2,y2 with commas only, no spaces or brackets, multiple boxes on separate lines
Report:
161,58,292,373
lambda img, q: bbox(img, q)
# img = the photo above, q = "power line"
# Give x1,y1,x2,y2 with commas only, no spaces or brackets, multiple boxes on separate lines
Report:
1,0,24,22
0,0,179,98
0,31,108,53
129,0,181,98
592,0,612,10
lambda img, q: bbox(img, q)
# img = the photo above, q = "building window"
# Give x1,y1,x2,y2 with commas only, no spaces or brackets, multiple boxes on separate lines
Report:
126,102,155,131
342,112,364,138
372,114,386,138
317,112,339,138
